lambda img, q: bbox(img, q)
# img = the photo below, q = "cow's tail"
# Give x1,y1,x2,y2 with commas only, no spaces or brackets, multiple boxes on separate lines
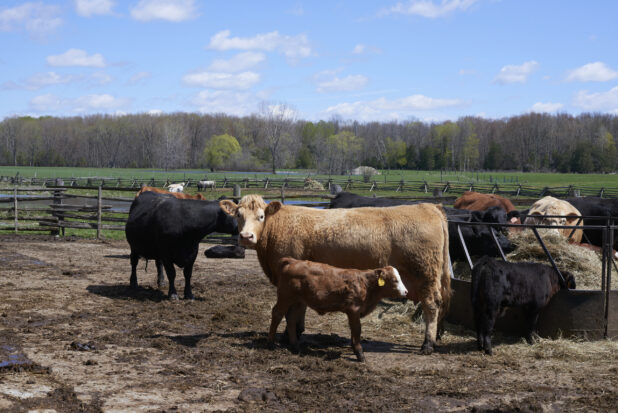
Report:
438,206,452,322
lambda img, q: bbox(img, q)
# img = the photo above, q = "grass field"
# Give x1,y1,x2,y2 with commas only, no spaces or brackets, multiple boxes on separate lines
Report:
1,166,617,188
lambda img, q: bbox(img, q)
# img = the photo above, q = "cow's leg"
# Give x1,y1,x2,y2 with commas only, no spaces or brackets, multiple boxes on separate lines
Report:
347,312,365,362
155,259,165,289
281,303,306,344
420,296,441,355
182,265,194,300
473,305,484,351
268,301,290,349
523,308,540,344
480,307,499,355
130,252,139,289
162,261,178,300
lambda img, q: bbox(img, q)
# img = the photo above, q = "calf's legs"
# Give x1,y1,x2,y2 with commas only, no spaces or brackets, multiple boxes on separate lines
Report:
347,312,364,362
129,252,139,289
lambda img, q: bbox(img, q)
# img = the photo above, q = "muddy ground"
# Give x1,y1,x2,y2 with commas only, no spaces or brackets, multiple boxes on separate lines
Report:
0,235,616,413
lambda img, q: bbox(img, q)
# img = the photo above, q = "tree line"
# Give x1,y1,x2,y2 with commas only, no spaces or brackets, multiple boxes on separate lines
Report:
1,108,617,174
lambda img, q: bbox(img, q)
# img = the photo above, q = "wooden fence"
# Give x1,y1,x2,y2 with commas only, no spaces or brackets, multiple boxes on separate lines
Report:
2,174,618,199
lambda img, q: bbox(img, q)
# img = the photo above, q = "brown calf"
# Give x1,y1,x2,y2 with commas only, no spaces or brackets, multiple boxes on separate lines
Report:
268,257,408,362
136,186,205,200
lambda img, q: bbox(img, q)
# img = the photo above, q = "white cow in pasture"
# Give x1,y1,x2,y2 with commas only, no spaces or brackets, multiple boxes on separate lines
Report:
167,182,185,193
197,180,216,191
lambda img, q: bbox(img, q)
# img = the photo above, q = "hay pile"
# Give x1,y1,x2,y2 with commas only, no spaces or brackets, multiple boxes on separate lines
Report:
303,178,325,191
452,229,616,290
507,230,615,290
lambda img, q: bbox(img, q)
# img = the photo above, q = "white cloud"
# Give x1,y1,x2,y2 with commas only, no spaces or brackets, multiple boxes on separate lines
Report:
208,30,312,59
131,0,197,22
191,90,254,116
88,71,113,85
30,93,129,113
351,43,381,55
183,71,260,90
2,72,73,90
47,49,106,67
208,52,265,73
0,3,62,36
128,71,151,85
324,94,461,120
75,0,114,17
352,44,366,54
381,0,478,18
531,102,563,113
317,75,368,93
573,86,618,113
566,62,618,82
493,61,538,84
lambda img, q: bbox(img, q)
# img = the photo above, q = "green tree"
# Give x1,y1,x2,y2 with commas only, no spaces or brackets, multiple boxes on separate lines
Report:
385,137,407,169
462,133,480,171
203,133,241,170
600,131,617,172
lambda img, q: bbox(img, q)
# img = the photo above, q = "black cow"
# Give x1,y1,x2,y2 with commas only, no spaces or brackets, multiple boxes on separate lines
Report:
566,197,618,249
471,257,576,355
329,192,514,261
204,245,245,259
125,191,238,299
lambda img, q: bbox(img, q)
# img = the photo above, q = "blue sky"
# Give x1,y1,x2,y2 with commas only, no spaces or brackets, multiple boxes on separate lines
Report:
1,0,618,122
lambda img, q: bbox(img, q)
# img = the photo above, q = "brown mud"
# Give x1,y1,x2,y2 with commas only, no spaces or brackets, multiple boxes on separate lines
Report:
0,234,616,412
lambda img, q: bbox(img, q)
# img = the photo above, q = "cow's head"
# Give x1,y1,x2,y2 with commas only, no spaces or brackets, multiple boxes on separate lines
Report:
219,195,281,248
376,266,408,298
560,271,577,290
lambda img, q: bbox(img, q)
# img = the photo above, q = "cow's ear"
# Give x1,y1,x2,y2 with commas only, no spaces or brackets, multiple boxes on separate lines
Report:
266,201,282,216
219,200,238,216
375,269,385,287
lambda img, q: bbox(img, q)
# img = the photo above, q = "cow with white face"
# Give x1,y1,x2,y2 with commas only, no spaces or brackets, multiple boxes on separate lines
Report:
220,194,451,355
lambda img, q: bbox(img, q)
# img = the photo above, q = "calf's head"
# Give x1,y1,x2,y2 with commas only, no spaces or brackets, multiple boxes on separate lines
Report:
219,195,281,248
560,271,576,290
377,266,408,298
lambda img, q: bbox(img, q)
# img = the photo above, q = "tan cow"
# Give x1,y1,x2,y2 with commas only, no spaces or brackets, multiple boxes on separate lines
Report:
523,196,583,243
220,194,451,354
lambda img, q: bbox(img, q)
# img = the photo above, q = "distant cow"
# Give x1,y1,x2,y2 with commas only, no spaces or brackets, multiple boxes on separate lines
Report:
167,182,185,193
524,196,583,243
566,197,618,249
136,186,205,200
471,257,576,355
330,184,343,195
454,191,521,225
125,191,238,299
197,180,216,191
204,245,245,259
220,194,450,354
329,192,513,261
269,257,408,361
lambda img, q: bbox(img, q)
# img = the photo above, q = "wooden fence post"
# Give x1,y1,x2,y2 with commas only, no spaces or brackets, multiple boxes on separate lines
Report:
97,185,102,240
13,187,17,234
280,185,285,204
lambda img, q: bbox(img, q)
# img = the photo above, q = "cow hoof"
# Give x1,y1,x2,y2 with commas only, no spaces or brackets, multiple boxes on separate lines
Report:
169,293,180,301
484,348,493,356
355,353,366,362
266,341,276,350
184,294,195,300
419,343,434,355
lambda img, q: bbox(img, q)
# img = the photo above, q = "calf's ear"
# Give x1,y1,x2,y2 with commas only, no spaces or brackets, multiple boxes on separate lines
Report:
375,269,385,287
266,201,283,216
219,200,238,216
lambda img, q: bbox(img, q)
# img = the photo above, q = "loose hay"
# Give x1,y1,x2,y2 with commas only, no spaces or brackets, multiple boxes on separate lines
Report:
452,229,617,290
303,178,325,191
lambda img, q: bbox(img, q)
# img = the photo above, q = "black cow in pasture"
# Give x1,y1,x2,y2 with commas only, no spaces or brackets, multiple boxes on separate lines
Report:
328,192,514,261
471,257,576,355
204,245,245,259
125,191,238,299
566,197,618,249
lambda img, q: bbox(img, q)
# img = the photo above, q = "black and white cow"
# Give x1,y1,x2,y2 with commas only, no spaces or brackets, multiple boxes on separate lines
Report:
328,192,514,261
471,257,576,355
125,191,238,299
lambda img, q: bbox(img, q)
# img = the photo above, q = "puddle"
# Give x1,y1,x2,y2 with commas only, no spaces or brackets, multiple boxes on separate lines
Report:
0,345,49,373
0,251,49,267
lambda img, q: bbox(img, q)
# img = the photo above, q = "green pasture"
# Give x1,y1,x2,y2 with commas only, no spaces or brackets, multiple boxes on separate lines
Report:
1,166,617,188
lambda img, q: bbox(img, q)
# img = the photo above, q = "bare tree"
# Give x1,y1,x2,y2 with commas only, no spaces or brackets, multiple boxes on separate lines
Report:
259,101,297,174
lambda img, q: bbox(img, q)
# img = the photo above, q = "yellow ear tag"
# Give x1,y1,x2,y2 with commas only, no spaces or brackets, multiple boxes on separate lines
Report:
378,277,385,287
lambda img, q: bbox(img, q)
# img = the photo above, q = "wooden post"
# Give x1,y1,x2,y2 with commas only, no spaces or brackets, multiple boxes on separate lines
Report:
97,185,102,240
280,185,285,204
13,187,17,234
51,189,62,236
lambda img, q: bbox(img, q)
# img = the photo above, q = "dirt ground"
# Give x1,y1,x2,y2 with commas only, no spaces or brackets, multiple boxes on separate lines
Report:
0,235,616,413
